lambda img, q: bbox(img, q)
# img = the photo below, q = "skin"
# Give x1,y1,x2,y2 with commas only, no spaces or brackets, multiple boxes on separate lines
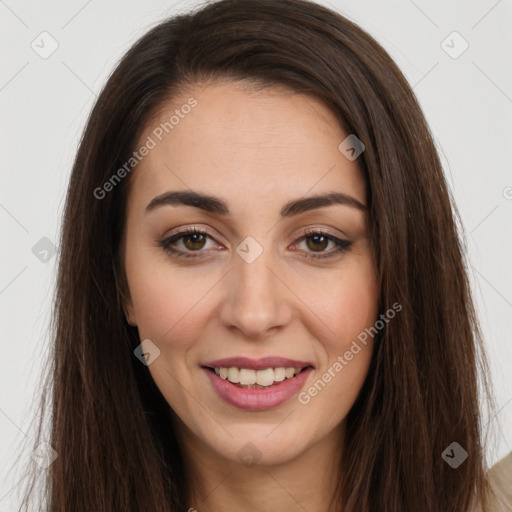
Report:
122,80,379,512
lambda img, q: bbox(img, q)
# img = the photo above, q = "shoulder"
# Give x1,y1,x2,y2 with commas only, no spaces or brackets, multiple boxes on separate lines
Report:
485,451,512,512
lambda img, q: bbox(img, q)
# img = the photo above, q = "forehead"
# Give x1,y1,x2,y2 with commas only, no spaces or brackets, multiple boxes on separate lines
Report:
128,80,366,213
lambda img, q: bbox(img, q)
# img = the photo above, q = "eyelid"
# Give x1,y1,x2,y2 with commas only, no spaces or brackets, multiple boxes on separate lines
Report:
164,224,224,244
296,225,350,241
159,224,352,259
292,229,352,259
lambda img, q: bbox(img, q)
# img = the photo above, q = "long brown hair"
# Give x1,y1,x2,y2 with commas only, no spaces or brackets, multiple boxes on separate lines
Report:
15,0,495,510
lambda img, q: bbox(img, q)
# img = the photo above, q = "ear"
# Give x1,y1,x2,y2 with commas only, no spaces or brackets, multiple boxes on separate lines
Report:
123,297,138,326
117,255,137,326
116,242,137,326
119,274,137,326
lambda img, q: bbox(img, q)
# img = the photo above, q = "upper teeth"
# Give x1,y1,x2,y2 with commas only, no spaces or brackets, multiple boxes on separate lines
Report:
215,367,304,386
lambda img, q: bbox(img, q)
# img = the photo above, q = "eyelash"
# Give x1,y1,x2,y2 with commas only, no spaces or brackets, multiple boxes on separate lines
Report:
158,227,353,260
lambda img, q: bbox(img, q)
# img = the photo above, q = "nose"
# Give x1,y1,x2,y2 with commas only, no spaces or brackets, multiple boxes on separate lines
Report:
218,244,293,339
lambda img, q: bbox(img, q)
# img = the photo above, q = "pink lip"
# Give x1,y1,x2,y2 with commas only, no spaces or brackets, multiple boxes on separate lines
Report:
202,356,314,371
203,366,314,410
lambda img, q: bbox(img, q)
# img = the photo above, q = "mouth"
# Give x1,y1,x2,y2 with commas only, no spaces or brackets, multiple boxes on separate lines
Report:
202,362,314,410
202,364,314,389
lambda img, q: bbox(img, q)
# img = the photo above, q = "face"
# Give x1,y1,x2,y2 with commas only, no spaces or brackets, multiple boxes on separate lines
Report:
122,80,379,467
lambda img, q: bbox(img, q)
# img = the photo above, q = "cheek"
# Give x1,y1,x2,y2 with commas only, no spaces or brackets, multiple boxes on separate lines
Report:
303,257,378,403
308,257,379,346
125,244,217,344
297,275,378,428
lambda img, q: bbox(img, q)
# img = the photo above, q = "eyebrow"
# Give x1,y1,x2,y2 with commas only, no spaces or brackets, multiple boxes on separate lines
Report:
145,190,367,217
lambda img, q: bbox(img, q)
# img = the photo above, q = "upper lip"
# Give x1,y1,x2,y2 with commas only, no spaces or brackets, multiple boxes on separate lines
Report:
202,357,314,371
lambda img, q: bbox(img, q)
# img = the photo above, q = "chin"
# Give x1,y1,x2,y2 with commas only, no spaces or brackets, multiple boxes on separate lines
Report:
207,429,309,467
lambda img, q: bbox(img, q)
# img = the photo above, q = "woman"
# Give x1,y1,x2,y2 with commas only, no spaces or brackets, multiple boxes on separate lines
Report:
17,0,509,510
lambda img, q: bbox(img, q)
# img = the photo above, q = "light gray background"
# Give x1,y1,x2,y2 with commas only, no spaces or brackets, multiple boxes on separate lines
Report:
1,0,511,509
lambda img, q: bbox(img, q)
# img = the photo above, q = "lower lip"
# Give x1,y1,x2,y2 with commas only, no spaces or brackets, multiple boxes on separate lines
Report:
203,367,313,410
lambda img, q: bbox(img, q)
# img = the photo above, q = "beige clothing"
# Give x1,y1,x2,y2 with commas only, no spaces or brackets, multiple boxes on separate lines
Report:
485,451,512,511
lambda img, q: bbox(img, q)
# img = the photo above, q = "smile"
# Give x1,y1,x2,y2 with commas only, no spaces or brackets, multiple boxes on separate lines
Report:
210,366,308,388
202,361,314,410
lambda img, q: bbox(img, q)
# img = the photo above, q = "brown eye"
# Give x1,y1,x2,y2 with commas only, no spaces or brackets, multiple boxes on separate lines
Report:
296,230,353,260
182,232,207,251
159,227,352,261
159,228,219,258
305,233,330,252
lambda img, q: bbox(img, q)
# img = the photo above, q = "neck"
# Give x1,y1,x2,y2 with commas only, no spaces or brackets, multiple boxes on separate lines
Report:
179,422,344,512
